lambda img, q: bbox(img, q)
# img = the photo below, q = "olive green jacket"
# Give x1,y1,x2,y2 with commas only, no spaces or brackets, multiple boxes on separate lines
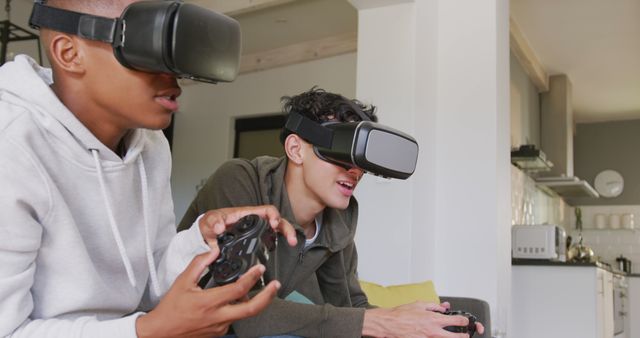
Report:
178,156,370,338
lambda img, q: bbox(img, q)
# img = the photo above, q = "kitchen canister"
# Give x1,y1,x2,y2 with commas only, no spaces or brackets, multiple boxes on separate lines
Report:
622,213,635,230
595,214,607,229
609,214,621,229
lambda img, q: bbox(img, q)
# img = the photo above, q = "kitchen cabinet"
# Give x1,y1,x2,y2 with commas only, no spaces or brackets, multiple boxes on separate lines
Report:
512,265,614,338
629,276,640,338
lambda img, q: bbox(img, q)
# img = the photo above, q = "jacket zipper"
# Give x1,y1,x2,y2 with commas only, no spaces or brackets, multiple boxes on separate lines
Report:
281,245,306,295
281,241,324,296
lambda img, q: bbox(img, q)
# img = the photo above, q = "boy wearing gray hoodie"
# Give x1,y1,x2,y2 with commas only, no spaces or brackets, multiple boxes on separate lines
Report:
0,1,297,337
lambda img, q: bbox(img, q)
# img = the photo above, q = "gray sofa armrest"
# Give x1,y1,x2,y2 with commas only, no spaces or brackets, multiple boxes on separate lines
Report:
439,296,491,338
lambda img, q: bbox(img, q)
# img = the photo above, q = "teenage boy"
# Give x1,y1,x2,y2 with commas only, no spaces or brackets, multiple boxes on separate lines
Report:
0,1,297,337
179,87,484,337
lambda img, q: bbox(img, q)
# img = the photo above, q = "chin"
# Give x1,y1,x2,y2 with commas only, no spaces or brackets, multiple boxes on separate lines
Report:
146,116,174,130
327,197,351,210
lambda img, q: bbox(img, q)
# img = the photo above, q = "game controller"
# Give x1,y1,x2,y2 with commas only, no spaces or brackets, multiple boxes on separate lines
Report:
198,214,277,289
443,310,478,337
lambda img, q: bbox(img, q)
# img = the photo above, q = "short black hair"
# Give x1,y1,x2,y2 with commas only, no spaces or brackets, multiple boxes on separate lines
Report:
38,0,123,13
279,86,377,143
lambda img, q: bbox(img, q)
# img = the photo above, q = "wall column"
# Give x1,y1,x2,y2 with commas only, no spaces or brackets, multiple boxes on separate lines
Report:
349,1,511,336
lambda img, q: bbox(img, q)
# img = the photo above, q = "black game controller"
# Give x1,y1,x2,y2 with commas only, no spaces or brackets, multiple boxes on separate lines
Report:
198,214,277,289
443,310,477,337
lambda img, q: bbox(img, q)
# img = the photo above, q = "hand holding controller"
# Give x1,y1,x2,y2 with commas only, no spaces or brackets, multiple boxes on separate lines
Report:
443,310,477,337
198,214,277,289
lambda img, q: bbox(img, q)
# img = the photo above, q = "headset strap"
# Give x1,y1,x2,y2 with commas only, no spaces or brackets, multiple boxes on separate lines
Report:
343,100,371,122
284,112,334,149
29,3,118,44
284,98,370,148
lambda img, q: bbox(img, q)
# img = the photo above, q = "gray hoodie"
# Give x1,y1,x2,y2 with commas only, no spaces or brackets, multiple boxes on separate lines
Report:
179,156,370,338
0,55,209,337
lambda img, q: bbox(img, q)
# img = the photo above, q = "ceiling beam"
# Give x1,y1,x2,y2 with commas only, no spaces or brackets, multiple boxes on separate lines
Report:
510,17,549,92
188,0,298,16
239,31,357,75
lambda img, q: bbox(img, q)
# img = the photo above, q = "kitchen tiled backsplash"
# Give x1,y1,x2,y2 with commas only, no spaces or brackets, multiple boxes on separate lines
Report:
511,165,640,271
511,166,571,228
568,205,640,271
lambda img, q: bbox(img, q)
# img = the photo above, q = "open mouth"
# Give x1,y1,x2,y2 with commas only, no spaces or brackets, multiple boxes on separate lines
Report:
155,96,179,111
155,89,181,111
162,94,178,101
337,180,355,191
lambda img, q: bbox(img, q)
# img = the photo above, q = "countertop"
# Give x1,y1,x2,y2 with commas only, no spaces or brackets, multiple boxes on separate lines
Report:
512,258,630,276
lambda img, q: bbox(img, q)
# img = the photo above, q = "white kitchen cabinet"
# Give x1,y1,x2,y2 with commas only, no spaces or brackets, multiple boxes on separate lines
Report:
512,265,614,338
628,276,640,338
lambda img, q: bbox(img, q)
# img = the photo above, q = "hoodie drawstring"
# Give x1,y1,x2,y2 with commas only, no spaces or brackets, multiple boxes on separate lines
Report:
90,149,161,297
136,155,161,297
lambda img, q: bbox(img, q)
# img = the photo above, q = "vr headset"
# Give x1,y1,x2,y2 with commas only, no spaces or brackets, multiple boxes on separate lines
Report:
29,1,241,84
284,108,419,180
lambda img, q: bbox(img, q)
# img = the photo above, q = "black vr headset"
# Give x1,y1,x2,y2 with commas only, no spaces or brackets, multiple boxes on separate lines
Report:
29,1,241,83
284,105,419,180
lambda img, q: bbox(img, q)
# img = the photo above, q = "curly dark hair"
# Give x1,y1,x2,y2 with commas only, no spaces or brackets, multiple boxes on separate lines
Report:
279,87,377,143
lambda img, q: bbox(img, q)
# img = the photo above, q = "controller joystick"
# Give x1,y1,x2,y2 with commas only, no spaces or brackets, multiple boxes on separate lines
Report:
443,310,477,337
218,232,235,246
236,217,257,233
198,214,277,289
212,257,246,285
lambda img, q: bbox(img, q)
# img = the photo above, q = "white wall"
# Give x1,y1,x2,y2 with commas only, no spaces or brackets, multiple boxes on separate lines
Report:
170,53,357,220
351,1,419,286
351,1,511,336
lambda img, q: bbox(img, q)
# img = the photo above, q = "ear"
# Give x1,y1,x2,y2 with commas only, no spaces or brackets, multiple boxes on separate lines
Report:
284,134,306,165
47,33,85,75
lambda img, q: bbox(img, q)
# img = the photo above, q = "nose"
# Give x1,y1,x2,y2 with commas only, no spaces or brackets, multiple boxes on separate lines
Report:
347,167,365,180
162,74,181,92
157,72,179,83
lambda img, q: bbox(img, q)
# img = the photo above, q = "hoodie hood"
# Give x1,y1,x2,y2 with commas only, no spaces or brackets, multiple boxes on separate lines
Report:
0,55,145,164
0,54,161,296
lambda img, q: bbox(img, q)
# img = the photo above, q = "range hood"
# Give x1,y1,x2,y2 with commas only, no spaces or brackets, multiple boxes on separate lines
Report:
511,144,554,173
535,176,599,198
536,75,599,201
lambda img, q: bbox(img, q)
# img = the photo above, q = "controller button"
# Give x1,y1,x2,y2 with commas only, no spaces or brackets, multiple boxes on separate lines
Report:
218,233,235,246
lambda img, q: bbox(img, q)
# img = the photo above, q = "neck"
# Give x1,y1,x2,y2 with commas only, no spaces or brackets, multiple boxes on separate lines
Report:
51,82,127,152
285,162,324,237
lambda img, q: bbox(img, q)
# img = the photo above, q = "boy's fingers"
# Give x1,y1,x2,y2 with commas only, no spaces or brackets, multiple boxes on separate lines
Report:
254,205,297,246
423,302,448,313
178,249,219,286
203,264,266,306
215,280,281,323
204,206,276,229
440,314,469,328
476,322,485,334
203,206,298,246
274,218,298,246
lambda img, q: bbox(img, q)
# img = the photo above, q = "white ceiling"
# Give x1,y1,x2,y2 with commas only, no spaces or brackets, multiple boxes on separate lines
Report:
511,0,640,123
14,0,636,123
190,0,356,54
214,0,640,123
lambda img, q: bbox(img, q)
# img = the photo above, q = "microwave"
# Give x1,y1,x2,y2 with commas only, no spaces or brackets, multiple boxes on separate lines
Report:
512,224,567,262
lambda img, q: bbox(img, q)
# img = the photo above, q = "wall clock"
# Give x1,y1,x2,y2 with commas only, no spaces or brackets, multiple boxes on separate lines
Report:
594,169,624,198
